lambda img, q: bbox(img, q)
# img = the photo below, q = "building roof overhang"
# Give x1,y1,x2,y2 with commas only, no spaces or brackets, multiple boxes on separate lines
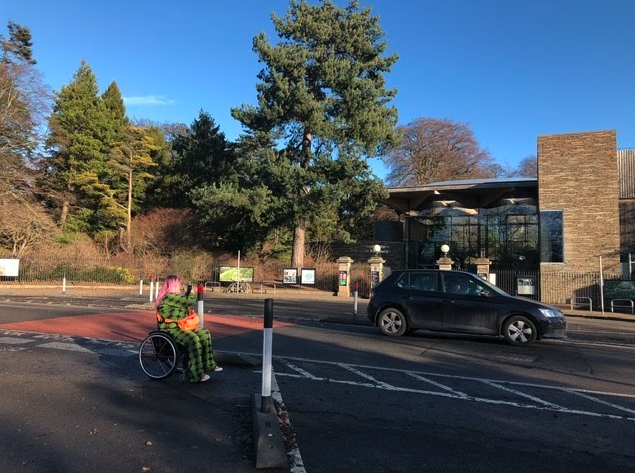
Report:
382,178,538,215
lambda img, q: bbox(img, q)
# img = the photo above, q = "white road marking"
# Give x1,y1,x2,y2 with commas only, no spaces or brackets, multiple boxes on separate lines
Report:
36,342,93,353
3,331,635,423
0,336,35,345
480,380,563,408
407,371,469,398
270,355,635,422
337,362,395,389
565,389,635,415
0,330,137,356
279,359,320,379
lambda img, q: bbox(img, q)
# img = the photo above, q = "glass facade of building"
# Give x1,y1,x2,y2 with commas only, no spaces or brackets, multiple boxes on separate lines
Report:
539,210,564,263
406,204,539,269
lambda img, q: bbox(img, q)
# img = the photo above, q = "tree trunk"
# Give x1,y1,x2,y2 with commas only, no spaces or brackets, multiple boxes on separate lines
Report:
60,200,69,225
290,131,312,269
127,167,133,251
291,224,305,269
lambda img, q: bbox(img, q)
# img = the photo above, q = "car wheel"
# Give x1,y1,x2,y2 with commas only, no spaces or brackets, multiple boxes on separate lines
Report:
378,307,408,337
503,315,537,346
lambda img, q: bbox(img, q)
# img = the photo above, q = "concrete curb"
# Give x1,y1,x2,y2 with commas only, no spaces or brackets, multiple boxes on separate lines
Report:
250,394,287,469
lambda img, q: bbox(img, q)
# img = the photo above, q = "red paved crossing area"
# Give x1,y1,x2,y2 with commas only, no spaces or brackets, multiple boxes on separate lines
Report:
0,311,292,343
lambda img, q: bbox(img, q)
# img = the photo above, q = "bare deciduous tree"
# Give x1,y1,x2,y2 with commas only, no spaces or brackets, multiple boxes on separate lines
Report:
0,199,57,256
0,61,51,200
130,208,200,256
384,118,495,186
516,155,537,178
0,22,52,233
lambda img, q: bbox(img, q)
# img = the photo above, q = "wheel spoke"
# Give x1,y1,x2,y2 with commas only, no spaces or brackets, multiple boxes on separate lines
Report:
509,321,531,343
378,308,407,336
382,312,401,333
139,333,178,379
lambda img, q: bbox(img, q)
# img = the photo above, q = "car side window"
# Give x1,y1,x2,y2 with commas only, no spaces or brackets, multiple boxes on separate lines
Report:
470,278,493,296
394,273,437,291
394,274,409,289
410,273,436,291
443,274,471,295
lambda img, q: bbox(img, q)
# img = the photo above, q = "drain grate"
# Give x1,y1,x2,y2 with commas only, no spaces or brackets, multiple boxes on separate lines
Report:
490,351,539,363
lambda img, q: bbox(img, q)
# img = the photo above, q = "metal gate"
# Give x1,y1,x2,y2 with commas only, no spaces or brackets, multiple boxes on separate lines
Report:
491,269,540,301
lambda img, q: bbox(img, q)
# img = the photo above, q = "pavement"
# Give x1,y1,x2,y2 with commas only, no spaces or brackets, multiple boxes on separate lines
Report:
0,283,633,472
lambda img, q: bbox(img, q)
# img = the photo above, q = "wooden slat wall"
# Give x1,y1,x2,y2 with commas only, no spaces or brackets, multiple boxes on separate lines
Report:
618,149,635,199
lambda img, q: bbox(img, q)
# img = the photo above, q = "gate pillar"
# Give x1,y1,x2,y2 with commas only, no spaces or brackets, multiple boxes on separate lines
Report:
336,256,354,297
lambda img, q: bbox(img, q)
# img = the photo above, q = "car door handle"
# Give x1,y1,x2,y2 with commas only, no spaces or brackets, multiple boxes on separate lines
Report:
444,300,455,303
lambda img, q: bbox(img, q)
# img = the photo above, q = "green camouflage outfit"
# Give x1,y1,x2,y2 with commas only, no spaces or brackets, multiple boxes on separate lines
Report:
156,292,217,382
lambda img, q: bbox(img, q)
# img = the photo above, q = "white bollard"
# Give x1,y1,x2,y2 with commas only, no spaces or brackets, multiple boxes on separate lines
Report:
354,289,358,316
197,284,205,328
261,299,274,413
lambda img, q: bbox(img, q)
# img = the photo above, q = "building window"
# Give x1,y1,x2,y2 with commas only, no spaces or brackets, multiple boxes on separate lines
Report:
540,210,564,263
407,204,538,268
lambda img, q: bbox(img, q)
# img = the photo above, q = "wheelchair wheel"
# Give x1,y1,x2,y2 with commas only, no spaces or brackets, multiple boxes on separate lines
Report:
139,331,179,380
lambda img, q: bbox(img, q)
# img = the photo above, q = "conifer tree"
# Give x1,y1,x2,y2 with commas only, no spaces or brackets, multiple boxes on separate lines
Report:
42,61,113,234
151,110,235,210
109,124,161,251
188,131,285,253
1,21,36,65
231,0,399,267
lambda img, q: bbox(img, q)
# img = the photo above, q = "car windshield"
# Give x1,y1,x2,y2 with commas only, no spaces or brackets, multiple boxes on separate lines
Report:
469,275,508,296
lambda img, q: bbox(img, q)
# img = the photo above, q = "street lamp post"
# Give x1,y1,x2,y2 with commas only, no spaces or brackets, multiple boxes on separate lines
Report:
437,244,453,270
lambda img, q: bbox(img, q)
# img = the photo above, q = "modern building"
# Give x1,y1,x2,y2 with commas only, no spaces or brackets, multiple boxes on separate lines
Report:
374,130,634,306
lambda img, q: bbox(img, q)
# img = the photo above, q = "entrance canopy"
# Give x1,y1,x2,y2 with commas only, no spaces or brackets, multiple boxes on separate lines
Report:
381,178,538,215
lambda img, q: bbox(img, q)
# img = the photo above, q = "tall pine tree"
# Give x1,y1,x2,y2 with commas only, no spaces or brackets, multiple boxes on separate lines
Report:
231,0,399,268
42,61,115,234
1,21,36,64
151,110,235,210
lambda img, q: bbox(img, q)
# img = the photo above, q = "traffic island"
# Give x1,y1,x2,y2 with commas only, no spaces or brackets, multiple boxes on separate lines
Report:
251,394,287,469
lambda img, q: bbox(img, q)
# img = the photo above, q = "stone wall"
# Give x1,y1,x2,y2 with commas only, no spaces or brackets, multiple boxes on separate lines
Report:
328,240,405,269
538,130,621,303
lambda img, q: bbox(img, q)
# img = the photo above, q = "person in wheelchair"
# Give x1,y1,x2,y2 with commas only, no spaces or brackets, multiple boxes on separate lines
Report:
155,275,222,383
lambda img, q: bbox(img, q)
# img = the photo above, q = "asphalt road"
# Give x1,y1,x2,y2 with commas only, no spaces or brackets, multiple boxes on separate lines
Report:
1,295,635,472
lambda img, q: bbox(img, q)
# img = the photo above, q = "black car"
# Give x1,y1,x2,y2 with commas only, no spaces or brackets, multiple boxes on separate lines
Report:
367,269,566,346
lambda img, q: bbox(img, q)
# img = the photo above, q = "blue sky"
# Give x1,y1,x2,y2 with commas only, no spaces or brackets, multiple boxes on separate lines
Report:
4,0,634,179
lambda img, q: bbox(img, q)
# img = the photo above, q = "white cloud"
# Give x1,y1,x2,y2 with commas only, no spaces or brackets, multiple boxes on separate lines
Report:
123,95,176,106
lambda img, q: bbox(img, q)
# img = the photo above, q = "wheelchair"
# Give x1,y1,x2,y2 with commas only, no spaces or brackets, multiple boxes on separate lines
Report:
138,331,187,380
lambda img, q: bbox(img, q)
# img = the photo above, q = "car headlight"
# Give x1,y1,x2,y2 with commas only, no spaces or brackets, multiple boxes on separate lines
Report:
539,308,562,318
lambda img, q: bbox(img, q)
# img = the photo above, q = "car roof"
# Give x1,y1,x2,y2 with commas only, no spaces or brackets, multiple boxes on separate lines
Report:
392,269,470,275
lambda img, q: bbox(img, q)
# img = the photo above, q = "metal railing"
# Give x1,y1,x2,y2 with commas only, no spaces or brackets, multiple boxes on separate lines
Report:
3,255,633,307
570,296,593,311
610,299,634,314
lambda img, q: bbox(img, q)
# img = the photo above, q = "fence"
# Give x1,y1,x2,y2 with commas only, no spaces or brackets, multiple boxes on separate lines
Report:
492,268,632,310
540,271,629,310
490,269,540,301
0,255,353,293
1,256,630,309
